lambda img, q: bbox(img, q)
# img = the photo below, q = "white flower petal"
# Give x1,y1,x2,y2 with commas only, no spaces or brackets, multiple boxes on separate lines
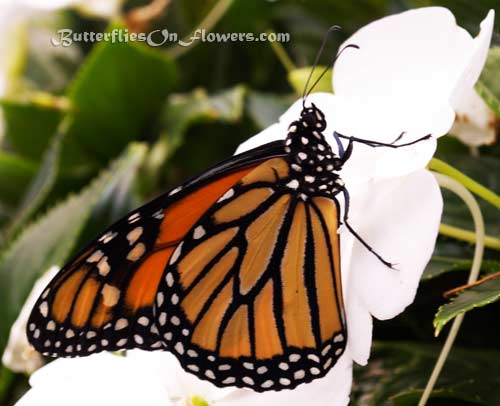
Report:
450,86,497,146
2,266,59,374
333,7,494,142
345,170,442,323
16,353,172,406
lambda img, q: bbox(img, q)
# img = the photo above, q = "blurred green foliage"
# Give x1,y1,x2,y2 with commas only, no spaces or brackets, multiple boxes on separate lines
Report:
0,0,499,405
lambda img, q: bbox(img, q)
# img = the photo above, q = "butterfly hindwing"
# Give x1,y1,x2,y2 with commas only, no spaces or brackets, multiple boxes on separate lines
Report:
27,142,286,357
155,157,347,391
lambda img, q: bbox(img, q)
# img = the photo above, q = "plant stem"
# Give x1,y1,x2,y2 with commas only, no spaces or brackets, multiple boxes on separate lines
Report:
419,172,485,406
168,0,234,58
439,223,500,250
429,158,500,208
267,30,296,73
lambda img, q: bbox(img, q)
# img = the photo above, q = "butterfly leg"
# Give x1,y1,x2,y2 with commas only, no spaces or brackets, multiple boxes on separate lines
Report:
341,187,397,270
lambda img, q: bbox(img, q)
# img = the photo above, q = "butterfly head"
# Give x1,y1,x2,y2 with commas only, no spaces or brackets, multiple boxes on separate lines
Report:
300,103,326,132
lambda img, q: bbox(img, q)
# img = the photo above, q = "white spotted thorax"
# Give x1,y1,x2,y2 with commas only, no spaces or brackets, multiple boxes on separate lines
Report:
284,103,343,198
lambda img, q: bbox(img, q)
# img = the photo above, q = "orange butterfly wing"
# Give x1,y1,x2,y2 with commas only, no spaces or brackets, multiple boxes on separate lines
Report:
155,157,346,391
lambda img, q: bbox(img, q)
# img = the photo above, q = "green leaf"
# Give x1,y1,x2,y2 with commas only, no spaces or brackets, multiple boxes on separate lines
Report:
422,257,500,280
0,97,64,161
476,47,500,116
0,143,146,354
246,91,292,129
288,66,332,95
0,152,37,209
352,341,500,406
61,24,177,174
3,125,67,240
143,86,247,192
434,277,500,336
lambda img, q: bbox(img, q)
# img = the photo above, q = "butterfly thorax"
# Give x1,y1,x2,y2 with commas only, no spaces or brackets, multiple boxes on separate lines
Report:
284,103,343,197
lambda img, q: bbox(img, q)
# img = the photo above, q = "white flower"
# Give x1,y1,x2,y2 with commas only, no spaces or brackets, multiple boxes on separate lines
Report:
449,86,497,146
2,266,59,374
238,6,494,404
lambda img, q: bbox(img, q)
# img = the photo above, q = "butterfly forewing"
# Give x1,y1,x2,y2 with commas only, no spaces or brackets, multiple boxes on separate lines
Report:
155,157,346,391
27,144,285,358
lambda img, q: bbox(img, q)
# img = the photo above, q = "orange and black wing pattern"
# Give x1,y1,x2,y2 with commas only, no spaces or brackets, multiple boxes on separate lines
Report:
27,141,286,357
155,157,346,391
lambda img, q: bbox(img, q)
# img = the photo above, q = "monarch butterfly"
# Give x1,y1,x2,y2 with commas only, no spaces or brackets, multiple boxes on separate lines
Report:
27,35,431,390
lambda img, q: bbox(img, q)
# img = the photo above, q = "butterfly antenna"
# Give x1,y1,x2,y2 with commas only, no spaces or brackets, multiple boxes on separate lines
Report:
302,25,342,109
303,43,359,103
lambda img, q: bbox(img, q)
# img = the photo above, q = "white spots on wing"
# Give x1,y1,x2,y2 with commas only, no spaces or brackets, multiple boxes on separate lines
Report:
334,333,344,343
326,164,334,171
319,185,327,190
207,355,216,362
171,294,179,305
88,344,97,352
300,193,308,201
335,348,343,356
242,377,254,385
127,243,146,262
138,316,149,326
318,144,325,151
291,163,302,172
153,209,165,220
284,146,291,154
310,367,321,375
169,186,182,196
41,289,50,300
171,316,180,326
159,312,167,326
257,366,268,374
128,212,141,224
307,354,320,363
164,332,172,341
29,323,35,332
97,256,111,277
87,250,104,263
165,272,174,287
151,341,163,349
205,370,216,380
305,175,315,183
218,364,231,371
134,335,144,345
289,354,301,362
298,152,307,161
279,378,291,386
188,364,199,372
261,380,274,389
193,226,206,240
218,188,234,203
301,137,309,145
278,362,289,371
86,331,96,339
66,345,73,353
156,292,164,306
46,321,56,331
169,242,183,265
101,284,120,307
294,370,306,380
65,329,75,339
223,377,235,384
187,350,198,358
323,358,333,370
44,340,51,347
286,179,299,189
182,329,189,336
243,362,254,370
115,318,129,330
321,344,332,356
117,338,127,347
126,227,143,245
101,339,109,346
174,342,184,355
100,231,117,244
39,302,48,318
288,125,297,133
150,325,159,335
55,341,61,348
